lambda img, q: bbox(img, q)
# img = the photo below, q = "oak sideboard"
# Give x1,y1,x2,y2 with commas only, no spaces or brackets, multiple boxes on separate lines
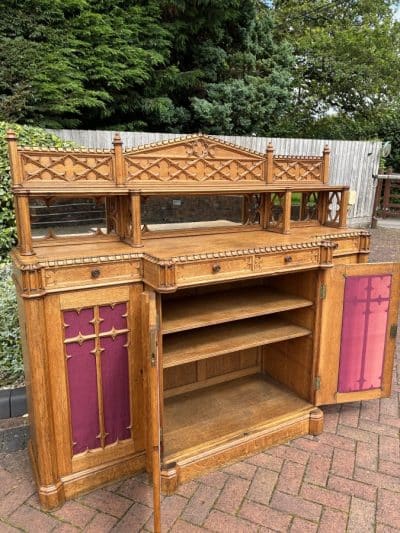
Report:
8,131,399,532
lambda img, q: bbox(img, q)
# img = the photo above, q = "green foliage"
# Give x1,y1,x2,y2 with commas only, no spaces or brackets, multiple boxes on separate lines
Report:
0,263,23,388
0,122,75,260
273,0,400,138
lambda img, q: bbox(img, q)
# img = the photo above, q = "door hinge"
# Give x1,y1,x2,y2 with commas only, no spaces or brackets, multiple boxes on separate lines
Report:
390,324,398,338
150,328,158,367
319,283,327,300
314,376,321,390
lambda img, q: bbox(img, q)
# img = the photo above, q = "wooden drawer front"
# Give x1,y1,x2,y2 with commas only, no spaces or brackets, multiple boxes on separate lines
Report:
334,237,360,255
257,248,320,273
43,260,141,289
176,256,252,284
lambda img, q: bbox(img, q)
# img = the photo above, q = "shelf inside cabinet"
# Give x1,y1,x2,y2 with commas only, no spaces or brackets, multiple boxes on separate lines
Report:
163,317,311,368
163,373,313,460
162,287,313,334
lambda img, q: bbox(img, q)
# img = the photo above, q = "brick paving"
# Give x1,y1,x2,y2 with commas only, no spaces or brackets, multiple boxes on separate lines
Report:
0,227,399,532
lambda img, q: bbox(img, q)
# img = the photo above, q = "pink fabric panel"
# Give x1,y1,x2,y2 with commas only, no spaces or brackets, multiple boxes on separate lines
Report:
99,303,127,333
338,275,391,393
64,308,94,338
65,338,100,454
101,334,131,445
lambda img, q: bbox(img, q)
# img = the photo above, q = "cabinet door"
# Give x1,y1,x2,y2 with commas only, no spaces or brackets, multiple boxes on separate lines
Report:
142,289,162,533
316,263,399,405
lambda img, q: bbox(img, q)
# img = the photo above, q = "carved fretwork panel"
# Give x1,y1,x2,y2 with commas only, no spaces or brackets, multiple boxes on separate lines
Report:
63,302,131,455
243,194,263,225
20,152,114,183
266,192,285,231
273,157,323,183
125,138,264,183
292,192,320,223
327,191,341,225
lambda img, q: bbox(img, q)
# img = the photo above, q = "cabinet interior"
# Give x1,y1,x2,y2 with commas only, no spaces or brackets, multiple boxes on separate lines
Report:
160,270,319,461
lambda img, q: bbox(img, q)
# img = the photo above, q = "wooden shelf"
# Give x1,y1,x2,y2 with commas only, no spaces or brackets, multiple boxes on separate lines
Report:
162,287,313,334
163,374,313,460
163,317,311,368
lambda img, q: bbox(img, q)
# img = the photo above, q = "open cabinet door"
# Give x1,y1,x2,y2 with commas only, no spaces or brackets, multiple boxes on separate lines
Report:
142,290,162,533
316,263,400,405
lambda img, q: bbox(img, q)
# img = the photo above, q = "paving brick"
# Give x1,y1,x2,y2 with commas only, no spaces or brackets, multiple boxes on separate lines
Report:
337,424,379,444
0,480,35,518
80,488,132,518
290,517,318,532
377,488,400,529
175,481,199,499
316,432,355,451
300,483,350,512
270,491,322,522
321,409,339,434
113,502,152,532
267,445,310,465
354,467,400,492
214,476,250,514
360,399,380,421
223,460,257,479
327,475,376,502
181,483,219,526
304,454,331,487
170,519,210,532
85,512,118,532
379,415,400,428
0,469,17,499
52,524,79,532
347,497,375,532
8,504,59,532
247,467,278,505
380,396,399,418
379,435,400,463
379,460,400,477
291,437,333,459
204,509,258,532
358,419,399,437
0,521,21,532
246,452,283,472
198,470,228,489
331,448,355,478
376,524,400,533
339,403,360,427
52,500,96,528
145,494,187,532
117,477,153,506
318,508,348,533
276,460,306,495
355,441,378,470
239,500,292,531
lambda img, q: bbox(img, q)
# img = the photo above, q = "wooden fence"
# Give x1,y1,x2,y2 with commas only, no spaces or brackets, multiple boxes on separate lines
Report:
48,130,383,227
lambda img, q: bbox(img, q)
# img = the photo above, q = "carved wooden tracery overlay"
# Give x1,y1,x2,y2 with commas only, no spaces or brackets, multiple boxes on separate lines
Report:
63,303,131,455
338,275,391,392
267,192,285,230
125,138,264,183
327,191,341,225
273,157,323,183
292,192,320,223
243,194,263,225
21,152,114,183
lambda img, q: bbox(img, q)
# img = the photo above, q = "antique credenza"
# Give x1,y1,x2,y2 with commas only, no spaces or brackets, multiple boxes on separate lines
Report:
8,131,399,531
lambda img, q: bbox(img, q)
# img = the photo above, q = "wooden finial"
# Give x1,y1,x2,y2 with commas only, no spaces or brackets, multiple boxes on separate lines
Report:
322,144,330,184
323,144,330,154
265,142,274,183
6,129,17,141
112,132,123,146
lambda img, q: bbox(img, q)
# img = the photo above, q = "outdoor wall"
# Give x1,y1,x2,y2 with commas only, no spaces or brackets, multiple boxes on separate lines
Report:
48,130,383,227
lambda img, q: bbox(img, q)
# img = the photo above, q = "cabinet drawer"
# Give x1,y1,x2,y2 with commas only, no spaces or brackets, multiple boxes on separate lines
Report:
333,236,360,255
43,260,141,289
176,256,252,284
256,248,320,273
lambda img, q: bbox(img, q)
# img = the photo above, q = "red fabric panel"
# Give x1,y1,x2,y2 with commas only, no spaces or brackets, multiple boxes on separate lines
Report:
99,303,127,333
101,335,131,445
338,275,391,393
65,338,100,454
64,308,94,338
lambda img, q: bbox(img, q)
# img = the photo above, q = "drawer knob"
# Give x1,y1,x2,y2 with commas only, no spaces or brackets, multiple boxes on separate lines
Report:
91,269,101,279
212,263,221,273
284,255,293,264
